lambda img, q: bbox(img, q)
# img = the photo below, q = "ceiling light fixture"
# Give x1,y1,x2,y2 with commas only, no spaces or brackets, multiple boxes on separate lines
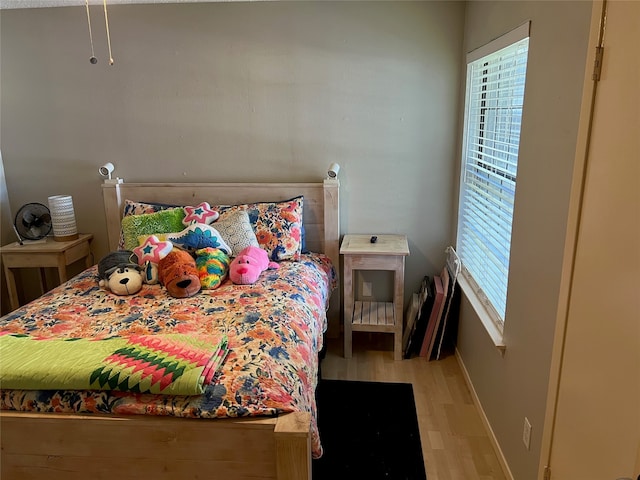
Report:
85,0,97,64
84,0,114,65
102,0,114,65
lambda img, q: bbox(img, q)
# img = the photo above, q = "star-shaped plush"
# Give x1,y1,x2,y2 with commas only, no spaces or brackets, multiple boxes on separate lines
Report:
183,202,220,226
133,235,174,265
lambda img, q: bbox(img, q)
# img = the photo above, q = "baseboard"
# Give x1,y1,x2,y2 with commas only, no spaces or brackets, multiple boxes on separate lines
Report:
454,348,515,480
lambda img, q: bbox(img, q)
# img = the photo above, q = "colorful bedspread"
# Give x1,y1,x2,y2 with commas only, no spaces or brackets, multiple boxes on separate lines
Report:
0,333,228,395
0,253,335,458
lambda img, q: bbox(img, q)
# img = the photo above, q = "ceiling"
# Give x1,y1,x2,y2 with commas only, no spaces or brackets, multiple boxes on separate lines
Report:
0,0,250,9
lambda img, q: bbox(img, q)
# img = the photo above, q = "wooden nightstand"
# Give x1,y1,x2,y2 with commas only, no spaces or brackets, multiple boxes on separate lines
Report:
1,233,94,311
341,234,410,360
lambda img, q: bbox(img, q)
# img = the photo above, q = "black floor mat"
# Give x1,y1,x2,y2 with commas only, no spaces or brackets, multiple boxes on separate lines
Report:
312,379,427,480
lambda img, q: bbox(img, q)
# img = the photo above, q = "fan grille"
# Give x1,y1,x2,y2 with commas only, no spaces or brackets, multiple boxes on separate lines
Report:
14,203,52,241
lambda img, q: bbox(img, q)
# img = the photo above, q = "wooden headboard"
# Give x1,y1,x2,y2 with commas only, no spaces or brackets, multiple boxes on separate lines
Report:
102,180,341,333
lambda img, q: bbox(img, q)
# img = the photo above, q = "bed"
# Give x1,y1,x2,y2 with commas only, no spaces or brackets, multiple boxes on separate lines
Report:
0,179,340,480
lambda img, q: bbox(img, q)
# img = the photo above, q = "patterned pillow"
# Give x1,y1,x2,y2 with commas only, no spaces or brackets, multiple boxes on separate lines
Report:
121,209,186,251
214,210,259,257
122,199,176,217
119,197,304,261
119,200,177,249
182,202,219,226
166,224,232,255
212,196,304,262
132,235,174,265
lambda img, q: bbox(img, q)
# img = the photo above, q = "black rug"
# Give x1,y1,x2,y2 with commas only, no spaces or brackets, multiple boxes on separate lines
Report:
312,379,427,480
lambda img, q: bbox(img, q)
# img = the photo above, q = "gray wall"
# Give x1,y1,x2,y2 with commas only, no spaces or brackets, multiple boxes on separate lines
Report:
3,2,596,478
456,2,592,480
0,1,464,315
0,152,16,312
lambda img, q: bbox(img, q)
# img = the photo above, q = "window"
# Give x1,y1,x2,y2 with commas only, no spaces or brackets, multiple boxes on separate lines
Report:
456,23,530,337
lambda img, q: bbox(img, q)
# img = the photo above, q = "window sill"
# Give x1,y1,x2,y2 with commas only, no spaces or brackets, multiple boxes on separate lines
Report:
457,272,506,352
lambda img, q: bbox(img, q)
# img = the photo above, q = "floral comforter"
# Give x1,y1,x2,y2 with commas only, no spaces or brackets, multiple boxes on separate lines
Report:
0,253,335,458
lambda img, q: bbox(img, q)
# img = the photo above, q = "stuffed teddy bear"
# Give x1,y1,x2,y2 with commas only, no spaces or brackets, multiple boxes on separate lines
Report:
98,251,145,295
158,248,201,298
229,246,279,285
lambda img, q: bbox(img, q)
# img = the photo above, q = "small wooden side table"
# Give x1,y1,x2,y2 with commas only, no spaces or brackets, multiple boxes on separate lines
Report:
1,234,94,311
341,234,409,360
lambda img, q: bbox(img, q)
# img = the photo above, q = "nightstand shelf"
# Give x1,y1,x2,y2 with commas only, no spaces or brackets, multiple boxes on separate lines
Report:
341,234,409,360
352,301,395,329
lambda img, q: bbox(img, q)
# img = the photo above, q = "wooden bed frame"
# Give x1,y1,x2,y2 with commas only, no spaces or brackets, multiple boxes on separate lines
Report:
0,179,340,480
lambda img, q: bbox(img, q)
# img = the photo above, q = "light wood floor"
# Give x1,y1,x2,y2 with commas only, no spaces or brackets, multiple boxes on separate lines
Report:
320,334,507,480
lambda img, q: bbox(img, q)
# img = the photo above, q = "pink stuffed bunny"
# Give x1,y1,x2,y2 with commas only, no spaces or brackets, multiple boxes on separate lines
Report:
229,246,279,284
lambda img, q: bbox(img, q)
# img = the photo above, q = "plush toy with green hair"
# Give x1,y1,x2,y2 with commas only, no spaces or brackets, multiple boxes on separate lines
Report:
195,247,231,289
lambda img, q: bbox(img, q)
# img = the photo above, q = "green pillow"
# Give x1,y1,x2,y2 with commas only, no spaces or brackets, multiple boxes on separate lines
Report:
121,208,186,251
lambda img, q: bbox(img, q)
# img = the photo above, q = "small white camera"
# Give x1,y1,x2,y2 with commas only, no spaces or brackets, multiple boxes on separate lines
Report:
327,162,340,179
98,162,115,179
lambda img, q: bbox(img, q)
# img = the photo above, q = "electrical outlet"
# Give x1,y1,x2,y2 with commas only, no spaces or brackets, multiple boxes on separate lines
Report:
362,282,372,297
523,417,532,450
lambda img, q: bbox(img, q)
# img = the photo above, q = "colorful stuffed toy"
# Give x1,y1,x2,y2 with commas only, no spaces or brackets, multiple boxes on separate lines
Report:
98,251,145,295
132,235,174,284
182,202,219,226
195,247,231,289
166,224,232,255
158,248,201,298
229,246,279,285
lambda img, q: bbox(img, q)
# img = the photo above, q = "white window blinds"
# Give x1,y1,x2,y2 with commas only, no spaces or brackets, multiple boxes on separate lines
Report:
457,23,530,327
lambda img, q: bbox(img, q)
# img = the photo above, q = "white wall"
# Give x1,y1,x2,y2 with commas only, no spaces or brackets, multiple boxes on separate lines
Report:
547,1,640,476
0,151,17,314
455,2,592,479
0,152,13,245
0,2,465,315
